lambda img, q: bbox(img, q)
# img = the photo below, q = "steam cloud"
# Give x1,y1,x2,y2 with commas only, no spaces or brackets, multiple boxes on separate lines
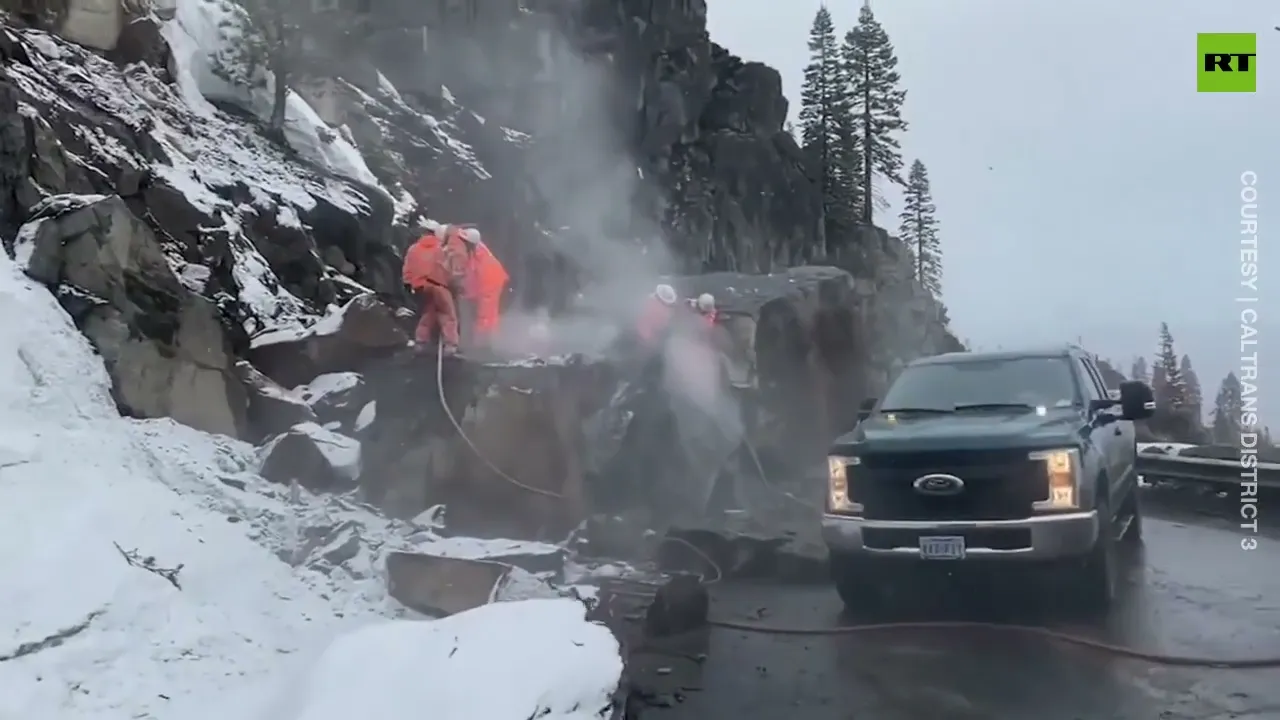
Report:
475,15,748,516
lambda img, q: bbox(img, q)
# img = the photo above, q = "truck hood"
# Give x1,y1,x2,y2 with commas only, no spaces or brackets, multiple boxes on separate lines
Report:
832,408,1083,455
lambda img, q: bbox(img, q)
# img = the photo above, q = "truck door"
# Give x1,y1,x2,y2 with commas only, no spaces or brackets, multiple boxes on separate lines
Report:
1078,357,1127,504
1088,358,1137,487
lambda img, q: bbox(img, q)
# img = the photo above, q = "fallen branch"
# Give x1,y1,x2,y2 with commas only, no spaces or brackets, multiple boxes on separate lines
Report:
0,609,105,662
113,542,183,590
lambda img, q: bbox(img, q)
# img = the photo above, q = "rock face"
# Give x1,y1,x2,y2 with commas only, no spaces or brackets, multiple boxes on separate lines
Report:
0,9,959,546
16,193,246,436
358,0,824,275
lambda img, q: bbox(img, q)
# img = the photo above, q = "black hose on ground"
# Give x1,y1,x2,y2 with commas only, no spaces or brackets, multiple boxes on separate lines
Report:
434,341,1280,669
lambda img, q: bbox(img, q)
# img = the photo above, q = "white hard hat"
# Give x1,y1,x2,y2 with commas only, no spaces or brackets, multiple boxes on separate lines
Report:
461,227,482,245
654,284,677,305
696,293,715,312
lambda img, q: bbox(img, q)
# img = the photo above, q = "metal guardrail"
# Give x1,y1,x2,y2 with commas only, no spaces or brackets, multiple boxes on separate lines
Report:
1136,452,1280,490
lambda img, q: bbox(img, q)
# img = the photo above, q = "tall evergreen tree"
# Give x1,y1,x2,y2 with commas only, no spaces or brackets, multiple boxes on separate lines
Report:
1179,354,1203,422
842,3,908,225
1129,356,1150,385
1151,323,1185,410
897,158,941,296
1211,372,1243,445
798,6,858,248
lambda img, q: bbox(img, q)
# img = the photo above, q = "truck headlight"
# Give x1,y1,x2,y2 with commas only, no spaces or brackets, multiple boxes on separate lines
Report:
827,455,863,514
1030,448,1080,510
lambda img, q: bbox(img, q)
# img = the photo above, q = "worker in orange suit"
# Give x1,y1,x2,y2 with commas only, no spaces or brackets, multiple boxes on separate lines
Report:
459,227,509,345
401,222,467,354
636,283,679,347
693,292,717,331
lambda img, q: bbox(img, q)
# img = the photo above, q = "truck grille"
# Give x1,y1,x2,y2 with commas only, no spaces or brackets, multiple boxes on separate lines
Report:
850,449,1050,521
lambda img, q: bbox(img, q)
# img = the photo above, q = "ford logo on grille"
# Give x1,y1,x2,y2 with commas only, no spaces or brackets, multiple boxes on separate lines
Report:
912,473,965,496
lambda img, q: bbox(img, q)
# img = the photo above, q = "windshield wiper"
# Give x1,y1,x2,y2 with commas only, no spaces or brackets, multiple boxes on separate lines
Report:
878,407,954,414
952,402,1039,412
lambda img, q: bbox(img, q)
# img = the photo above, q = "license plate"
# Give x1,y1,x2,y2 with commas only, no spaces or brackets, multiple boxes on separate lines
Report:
919,536,965,560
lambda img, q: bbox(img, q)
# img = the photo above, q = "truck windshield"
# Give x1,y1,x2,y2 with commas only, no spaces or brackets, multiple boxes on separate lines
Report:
880,357,1080,412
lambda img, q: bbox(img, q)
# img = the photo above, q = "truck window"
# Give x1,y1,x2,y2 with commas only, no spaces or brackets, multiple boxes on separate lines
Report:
1077,358,1108,400
880,357,1081,411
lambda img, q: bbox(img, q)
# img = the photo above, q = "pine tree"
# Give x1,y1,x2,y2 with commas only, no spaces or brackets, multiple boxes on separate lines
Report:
1211,372,1243,445
897,159,941,296
1179,354,1203,422
1129,356,1149,385
213,0,320,142
1151,323,1185,410
842,2,908,225
798,6,858,248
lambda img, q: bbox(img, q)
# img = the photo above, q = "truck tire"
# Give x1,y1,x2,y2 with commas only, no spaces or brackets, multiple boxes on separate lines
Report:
1074,503,1116,614
830,553,882,613
1121,486,1144,543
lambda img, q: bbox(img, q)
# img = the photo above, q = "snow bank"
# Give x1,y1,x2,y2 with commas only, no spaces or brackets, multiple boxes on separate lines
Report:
0,253,371,720
276,599,622,720
0,251,602,719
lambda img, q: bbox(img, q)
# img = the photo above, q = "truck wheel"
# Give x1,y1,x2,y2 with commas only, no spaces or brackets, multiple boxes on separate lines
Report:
1074,513,1116,614
1121,488,1144,543
830,553,882,613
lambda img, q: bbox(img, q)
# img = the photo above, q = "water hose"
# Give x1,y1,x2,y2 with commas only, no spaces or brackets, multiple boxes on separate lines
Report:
435,336,562,498
431,340,1280,668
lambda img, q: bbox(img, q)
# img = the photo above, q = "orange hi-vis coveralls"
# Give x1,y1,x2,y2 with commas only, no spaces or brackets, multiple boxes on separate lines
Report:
402,229,468,348
462,241,509,342
636,293,677,346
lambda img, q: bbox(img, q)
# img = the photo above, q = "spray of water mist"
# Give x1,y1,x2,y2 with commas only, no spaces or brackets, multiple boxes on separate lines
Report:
463,14,748,516
504,18,676,350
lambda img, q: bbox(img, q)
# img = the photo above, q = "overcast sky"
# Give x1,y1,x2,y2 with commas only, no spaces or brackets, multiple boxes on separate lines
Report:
707,0,1276,419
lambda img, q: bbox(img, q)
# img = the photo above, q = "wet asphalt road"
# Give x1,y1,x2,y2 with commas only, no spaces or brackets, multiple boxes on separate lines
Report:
634,497,1280,720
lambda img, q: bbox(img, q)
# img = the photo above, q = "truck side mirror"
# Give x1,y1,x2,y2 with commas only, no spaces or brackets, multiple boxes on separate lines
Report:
856,398,877,423
1118,380,1155,420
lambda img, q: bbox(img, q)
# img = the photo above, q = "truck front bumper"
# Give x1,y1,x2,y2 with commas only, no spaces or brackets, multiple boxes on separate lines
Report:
821,511,1099,561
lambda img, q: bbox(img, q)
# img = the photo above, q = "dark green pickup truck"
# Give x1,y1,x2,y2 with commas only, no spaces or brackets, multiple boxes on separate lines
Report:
823,345,1155,612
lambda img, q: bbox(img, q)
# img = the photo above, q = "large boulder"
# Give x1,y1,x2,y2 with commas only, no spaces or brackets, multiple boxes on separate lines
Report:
14,193,247,437
257,421,361,491
248,293,410,388
235,360,318,441
673,266,865,468
359,350,617,541
292,371,367,430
